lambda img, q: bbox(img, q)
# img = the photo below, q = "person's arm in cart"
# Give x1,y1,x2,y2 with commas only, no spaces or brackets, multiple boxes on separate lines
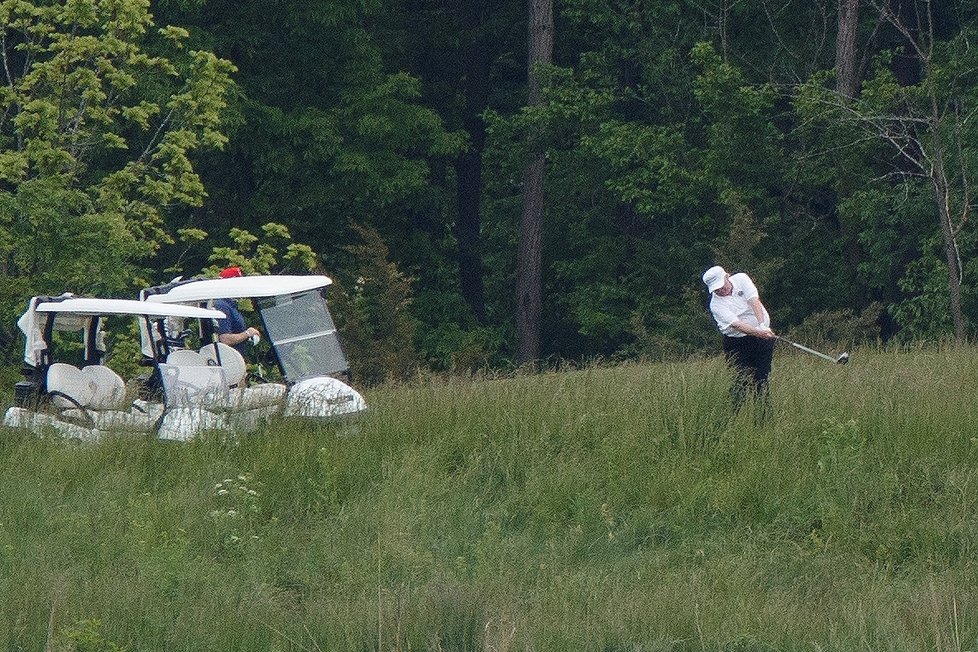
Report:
219,326,260,347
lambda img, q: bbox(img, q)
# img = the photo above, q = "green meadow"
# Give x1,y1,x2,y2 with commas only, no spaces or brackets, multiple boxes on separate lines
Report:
1,345,977,651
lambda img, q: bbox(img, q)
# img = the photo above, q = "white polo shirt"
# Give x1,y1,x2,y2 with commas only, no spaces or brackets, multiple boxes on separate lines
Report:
709,273,770,337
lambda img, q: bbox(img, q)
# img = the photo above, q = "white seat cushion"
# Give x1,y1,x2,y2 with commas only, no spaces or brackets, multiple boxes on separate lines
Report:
47,363,96,409
158,363,230,409
199,342,247,387
166,349,209,366
81,365,127,410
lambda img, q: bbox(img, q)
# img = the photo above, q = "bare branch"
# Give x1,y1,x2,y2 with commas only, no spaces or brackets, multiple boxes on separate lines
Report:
1,33,14,91
761,0,799,61
869,0,930,62
0,35,16,135
871,170,929,183
794,134,882,161
139,108,175,163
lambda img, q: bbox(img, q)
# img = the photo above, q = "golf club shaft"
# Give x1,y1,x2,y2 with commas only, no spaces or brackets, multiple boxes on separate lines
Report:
775,336,838,363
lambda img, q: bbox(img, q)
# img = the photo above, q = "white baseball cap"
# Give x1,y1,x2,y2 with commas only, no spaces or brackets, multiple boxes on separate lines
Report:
702,265,727,293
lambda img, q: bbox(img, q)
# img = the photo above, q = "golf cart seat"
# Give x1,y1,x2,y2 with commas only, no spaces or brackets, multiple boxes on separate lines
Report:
198,342,287,410
166,349,209,367
47,363,99,410
83,365,127,408
46,363,159,432
157,363,229,409
158,345,285,413
198,342,247,387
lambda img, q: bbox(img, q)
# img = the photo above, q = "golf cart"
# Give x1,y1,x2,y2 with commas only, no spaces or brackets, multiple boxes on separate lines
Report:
138,274,366,429
2,295,228,442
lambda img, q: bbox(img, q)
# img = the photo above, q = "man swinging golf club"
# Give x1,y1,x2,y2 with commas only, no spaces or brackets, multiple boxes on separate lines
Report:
702,265,776,409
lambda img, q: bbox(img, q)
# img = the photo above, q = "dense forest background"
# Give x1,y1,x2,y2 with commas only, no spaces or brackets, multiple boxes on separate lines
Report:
2,0,978,382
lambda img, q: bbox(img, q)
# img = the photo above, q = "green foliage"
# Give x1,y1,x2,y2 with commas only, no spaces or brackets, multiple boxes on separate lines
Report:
711,189,783,287
411,290,507,372
691,42,784,198
330,224,417,384
891,238,958,341
1,0,977,368
623,286,720,360
483,39,717,359
582,119,703,217
159,0,465,262
203,222,316,277
786,302,883,348
156,220,318,283
793,15,978,340
102,319,145,381
0,0,235,353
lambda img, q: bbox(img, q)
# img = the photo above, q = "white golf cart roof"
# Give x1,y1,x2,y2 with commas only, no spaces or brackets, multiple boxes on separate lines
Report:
144,275,332,303
34,297,225,319
18,296,226,367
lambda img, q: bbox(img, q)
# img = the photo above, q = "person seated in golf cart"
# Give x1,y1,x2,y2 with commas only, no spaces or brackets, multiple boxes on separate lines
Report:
213,266,261,356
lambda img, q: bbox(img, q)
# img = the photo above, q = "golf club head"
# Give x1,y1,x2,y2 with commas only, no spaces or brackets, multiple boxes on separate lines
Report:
836,352,849,365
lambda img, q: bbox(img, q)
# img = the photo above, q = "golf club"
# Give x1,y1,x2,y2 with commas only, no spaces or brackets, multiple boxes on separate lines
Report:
776,336,849,364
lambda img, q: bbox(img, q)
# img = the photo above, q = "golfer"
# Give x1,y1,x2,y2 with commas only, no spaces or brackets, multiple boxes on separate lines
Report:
702,265,775,407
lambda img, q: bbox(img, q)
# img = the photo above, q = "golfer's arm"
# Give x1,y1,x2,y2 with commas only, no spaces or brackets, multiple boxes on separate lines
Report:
729,297,773,338
730,320,770,337
748,297,770,328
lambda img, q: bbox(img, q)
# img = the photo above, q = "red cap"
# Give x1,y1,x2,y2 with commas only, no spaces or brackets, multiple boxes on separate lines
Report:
219,266,243,278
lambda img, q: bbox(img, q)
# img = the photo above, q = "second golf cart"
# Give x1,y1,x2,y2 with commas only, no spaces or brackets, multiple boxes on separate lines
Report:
139,274,367,432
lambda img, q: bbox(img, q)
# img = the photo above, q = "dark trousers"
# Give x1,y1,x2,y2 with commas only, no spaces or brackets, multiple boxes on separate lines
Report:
722,334,774,408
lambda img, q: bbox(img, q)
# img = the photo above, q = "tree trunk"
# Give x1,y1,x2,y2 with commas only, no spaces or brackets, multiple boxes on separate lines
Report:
517,153,546,363
835,0,860,99
515,0,553,364
454,3,490,323
525,0,554,106
929,109,967,341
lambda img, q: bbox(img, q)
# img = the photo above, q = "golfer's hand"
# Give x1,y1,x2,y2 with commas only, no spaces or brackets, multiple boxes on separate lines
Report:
756,326,776,340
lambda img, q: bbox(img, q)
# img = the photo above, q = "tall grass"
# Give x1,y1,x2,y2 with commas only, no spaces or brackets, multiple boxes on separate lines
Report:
2,345,978,650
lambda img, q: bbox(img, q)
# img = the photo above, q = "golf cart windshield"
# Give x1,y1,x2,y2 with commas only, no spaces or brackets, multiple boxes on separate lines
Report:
257,290,348,380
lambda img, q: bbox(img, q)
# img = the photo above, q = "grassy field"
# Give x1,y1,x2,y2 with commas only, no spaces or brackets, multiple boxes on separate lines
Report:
1,344,978,651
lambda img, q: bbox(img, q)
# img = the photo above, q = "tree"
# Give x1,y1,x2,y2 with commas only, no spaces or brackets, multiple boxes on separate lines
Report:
157,0,463,276
799,1,978,340
515,0,553,364
835,0,861,98
0,0,235,352
330,224,417,384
